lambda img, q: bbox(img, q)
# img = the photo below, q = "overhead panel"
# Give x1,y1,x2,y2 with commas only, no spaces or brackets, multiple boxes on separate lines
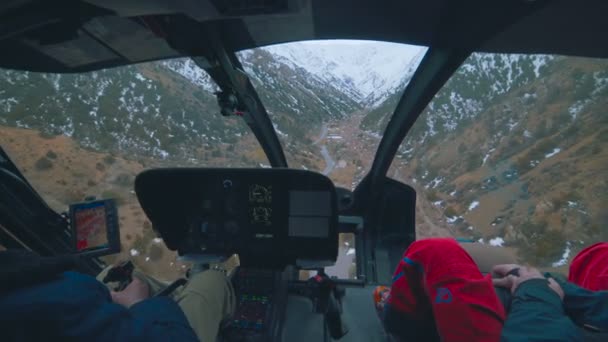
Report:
84,17,177,62
22,30,119,67
243,2,314,48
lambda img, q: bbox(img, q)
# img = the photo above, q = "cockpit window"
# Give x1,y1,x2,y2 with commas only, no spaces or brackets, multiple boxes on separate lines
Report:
238,40,427,189
388,53,608,270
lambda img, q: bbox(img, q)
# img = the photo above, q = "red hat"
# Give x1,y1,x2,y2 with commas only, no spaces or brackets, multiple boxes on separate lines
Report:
568,242,608,291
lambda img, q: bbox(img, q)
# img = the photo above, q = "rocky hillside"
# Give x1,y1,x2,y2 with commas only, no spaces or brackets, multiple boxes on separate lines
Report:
371,54,608,266
0,49,360,169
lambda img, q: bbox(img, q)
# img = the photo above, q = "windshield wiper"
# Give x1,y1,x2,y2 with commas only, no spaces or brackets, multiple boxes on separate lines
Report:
194,24,288,168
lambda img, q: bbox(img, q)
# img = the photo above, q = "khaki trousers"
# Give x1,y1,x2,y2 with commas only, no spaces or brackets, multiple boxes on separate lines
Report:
97,266,236,342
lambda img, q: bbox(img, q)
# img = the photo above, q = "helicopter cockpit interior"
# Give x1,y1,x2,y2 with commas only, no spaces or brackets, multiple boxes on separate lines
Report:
0,0,606,341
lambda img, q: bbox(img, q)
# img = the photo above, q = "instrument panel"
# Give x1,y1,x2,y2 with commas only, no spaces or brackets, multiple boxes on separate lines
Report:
135,168,338,269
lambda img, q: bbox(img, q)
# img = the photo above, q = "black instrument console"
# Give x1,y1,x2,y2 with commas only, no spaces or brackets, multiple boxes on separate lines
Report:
135,168,339,269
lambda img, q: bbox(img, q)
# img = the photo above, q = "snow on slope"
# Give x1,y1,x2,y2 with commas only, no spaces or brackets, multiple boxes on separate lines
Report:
162,59,218,92
260,40,426,106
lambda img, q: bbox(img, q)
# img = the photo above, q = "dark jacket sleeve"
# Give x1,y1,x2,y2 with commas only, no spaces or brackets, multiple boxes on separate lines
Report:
548,272,608,331
501,278,582,342
0,271,199,342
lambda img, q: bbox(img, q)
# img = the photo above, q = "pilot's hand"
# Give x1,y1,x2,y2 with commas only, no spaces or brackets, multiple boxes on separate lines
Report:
110,277,150,307
492,264,564,300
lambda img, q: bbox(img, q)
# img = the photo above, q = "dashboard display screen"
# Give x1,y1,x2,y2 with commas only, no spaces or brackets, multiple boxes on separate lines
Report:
288,191,331,238
70,199,120,257
73,201,109,251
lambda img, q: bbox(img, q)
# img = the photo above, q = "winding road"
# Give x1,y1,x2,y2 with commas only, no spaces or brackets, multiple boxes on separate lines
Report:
315,124,336,176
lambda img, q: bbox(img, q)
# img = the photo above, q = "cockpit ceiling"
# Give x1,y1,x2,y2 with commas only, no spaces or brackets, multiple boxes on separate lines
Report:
0,0,607,73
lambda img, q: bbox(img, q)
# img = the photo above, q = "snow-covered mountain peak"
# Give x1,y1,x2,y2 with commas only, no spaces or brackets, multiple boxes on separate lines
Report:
253,40,426,106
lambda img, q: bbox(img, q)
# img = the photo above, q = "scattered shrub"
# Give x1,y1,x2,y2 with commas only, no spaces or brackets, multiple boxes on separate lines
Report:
103,155,116,165
96,162,106,171
34,157,53,171
426,190,440,202
87,180,97,187
46,150,58,159
465,152,483,172
113,173,132,187
444,206,458,218
148,244,164,261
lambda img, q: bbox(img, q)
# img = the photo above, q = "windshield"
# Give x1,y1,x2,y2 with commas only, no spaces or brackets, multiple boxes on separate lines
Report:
388,53,608,271
238,40,427,188
0,40,428,280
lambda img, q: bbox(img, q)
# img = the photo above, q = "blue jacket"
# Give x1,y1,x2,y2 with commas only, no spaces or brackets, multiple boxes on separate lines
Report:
0,271,199,341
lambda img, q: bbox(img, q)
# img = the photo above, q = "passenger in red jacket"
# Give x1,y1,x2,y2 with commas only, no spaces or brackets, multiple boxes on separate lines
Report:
374,239,608,341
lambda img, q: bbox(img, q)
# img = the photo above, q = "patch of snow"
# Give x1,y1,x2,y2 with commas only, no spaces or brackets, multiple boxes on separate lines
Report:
145,257,150,262
477,238,485,244
552,242,572,267
163,59,219,92
468,201,480,211
427,176,444,189
544,148,561,159
489,237,504,247
153,238,163,244
259,163,271,169
346,248,356,256
432,200,444,207
130,249,140,257
446,216,462,224
523,93,537,100
482,148,496,165
568,101,588,120
450,190,457,197
273,123,288,137
523,130,532,138
467,226,474,231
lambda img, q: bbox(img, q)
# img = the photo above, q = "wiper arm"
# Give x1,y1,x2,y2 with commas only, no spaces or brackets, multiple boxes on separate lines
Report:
194,24,288,168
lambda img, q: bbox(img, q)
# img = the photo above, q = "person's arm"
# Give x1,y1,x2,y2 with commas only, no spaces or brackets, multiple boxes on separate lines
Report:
501,278,582,342
26,272,199,341
493,265,582,342
64,274,198,341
